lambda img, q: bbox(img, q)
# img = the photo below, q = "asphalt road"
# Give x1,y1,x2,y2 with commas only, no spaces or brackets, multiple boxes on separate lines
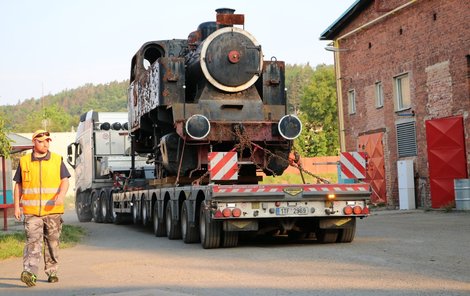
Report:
1,210,469,296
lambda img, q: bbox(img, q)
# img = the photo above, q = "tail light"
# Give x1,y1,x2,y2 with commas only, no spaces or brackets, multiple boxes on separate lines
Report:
343,206,353,215
232,208,242,217
353,206,363,215
362,206,370,215
222,208,232,217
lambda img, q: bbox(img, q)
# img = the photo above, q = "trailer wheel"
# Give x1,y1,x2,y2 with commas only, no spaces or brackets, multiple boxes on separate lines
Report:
75,191,92,222
132,197,141,225
153,202,166,237
337,218,356,243
316,229,338,244
199,204,221,249
141,195,149,227
221,230,238,248
181,200,200,243
165,202,182,240
91,190,103,223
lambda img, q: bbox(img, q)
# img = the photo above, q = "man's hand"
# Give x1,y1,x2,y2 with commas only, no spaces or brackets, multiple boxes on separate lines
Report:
14,205,22,221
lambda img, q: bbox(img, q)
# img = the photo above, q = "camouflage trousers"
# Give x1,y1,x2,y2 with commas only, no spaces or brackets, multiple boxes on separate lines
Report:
23,214,63,276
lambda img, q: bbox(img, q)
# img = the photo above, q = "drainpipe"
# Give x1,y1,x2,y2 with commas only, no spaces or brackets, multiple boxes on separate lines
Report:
332,0,418,151
333,39,346,152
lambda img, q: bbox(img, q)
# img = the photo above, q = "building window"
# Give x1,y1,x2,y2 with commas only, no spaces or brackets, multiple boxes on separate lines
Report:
375,81,384,108
348,89,356,114
394,73,411,110
396,121,417,157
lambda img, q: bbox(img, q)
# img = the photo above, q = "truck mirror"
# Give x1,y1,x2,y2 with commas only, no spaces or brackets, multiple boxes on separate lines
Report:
67,143,76,169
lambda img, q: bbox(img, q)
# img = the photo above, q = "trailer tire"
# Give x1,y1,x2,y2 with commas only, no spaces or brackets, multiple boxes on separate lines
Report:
181,200,200,243
166,202,182,240
91,190,103,223
337,218,356,243
199,205,221,249
132,197,141,225
75,191,92,222
141,195,150,227
153,202,166,237
316,229,339,244
221,230,238,248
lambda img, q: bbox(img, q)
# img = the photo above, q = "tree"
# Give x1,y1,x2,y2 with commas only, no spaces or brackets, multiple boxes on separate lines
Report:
0,118,11,158
294,64,339,156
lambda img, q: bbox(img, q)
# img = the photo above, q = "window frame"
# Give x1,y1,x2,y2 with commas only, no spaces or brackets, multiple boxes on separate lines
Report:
394,73,411,111
348,89,356,115
375,81,384,108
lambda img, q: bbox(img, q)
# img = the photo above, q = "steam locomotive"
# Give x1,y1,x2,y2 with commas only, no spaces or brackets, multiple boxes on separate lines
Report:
128,8,302,182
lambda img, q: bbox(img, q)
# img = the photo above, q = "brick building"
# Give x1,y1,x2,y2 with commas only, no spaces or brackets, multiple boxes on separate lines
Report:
321,0,469,208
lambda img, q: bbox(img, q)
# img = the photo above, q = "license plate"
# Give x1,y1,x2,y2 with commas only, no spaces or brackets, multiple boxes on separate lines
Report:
276,206,308,216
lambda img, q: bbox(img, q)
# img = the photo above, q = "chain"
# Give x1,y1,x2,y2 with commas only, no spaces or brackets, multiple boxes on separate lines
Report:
221,124,330,184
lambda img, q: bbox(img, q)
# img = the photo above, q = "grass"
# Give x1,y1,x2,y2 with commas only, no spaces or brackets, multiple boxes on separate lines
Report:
0,224,86,260
260,172,338,185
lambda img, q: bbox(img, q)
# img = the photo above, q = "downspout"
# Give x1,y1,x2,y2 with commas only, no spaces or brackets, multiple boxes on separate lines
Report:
333,39,346,152
333,0,418,152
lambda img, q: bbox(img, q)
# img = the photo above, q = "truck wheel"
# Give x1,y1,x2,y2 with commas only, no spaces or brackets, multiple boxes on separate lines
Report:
221,230,238,248
181,200,200,243
337,218,356,243
99,189,113,223
75,191,92,222
132,197,141,225
199,205,221,249
91,190,103,223
165,202,182,240
153,202,166,237
316,229,338,243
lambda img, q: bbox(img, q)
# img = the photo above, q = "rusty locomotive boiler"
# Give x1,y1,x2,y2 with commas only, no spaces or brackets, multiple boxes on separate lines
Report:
128,8,302,182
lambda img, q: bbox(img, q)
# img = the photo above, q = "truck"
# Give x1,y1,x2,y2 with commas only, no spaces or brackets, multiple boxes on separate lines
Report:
67,110,370,248
67,8,370,248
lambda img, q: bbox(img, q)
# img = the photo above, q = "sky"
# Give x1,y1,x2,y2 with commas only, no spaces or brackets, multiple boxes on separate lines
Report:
0,0,356,106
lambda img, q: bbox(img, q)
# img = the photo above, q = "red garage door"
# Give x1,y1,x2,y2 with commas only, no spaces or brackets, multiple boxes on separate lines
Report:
426,116,468,208
358,132,386,204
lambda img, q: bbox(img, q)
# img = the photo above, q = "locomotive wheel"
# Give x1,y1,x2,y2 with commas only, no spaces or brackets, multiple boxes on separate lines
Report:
75,191,92,222
337,218,356,243
91,190,103,223
221,230,238,248
181,200,200,244
153,202,166,237
165,202,182,240
199,204,221,249
316,229,339,243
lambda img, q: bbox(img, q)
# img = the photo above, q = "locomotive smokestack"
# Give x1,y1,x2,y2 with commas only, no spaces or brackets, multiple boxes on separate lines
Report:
216,8,244,29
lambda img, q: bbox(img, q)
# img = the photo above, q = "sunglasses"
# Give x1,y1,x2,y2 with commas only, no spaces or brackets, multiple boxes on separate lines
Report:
34,132,50,138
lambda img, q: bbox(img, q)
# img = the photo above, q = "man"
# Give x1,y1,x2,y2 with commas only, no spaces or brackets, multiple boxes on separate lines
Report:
13,129,71,287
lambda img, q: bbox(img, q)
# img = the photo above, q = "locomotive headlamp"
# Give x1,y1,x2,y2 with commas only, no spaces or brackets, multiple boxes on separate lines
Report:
278,115,302,140
185,114,211,140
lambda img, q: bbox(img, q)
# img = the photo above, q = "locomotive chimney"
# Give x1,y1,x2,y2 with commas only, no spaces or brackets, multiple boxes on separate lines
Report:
216,8,244,29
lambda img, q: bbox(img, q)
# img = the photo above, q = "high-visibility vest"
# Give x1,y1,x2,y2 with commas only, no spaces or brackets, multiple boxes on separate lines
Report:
19,152,64,216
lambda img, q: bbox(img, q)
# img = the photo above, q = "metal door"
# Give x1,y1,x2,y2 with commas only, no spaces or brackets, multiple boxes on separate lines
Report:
358,132,387,204
426,116,467,208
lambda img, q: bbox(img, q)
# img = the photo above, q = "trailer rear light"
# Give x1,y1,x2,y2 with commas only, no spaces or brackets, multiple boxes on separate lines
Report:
214,210,223,218
275,201,281,207
362,206,370,215
327,194,336,200
353,206,362,215
232,208,242,217
222,208,232,217
343,206,353,215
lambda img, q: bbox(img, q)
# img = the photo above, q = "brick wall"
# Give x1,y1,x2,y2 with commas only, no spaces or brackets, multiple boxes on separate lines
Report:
335,0,470,207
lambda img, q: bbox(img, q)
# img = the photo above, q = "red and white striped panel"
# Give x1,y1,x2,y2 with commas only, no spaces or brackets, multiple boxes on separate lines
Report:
212,184,370,193
340,152,367,179
208,152,238,181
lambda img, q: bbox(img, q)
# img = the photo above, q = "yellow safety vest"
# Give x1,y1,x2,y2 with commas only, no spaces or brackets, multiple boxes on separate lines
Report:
19,152,64,216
